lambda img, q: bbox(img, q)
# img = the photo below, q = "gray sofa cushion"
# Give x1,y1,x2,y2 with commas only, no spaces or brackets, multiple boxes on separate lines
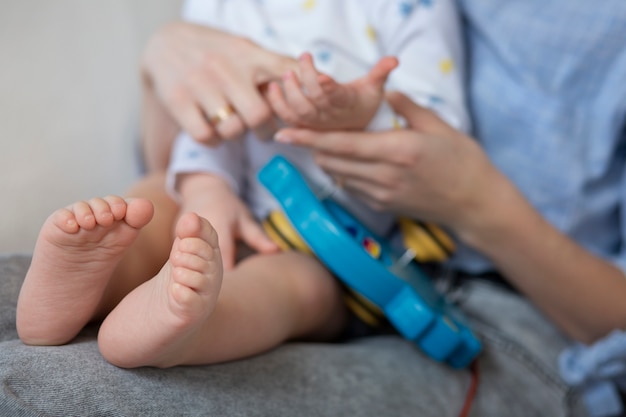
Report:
0,254,461,416
0,254,589,416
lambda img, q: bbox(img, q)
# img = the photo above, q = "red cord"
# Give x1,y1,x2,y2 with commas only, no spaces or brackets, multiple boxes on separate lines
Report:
458,360,479,417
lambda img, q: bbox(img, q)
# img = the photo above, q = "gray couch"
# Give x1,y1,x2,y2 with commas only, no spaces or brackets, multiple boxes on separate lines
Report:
0,254,590,416
0,254,461,416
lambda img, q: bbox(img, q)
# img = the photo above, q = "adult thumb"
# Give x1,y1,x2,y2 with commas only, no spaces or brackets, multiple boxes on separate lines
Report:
386,91,453,135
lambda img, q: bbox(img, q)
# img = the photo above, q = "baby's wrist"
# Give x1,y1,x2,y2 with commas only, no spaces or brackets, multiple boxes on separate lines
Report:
177,173,232,199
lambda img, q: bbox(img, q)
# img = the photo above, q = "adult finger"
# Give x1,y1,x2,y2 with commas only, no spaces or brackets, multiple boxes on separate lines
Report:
386,91,455,136
221,70,274,131
252,48,299,87
313,153,397,188
187,45,275,137
188,74,246,141
164,87,216,144
206,102,247,141
227,84,276,141
227,47,297,130
334,177,393,212
275,127,412,162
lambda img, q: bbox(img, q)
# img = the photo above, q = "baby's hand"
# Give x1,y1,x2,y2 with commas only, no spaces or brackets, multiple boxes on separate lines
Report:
178,173,278,270
266,53,398,131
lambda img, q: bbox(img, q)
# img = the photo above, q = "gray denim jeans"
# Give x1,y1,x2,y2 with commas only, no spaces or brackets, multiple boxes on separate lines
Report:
446,279,588,416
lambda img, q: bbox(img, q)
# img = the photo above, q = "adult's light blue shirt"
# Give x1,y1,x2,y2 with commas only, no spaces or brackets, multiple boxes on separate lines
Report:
449,0,626,274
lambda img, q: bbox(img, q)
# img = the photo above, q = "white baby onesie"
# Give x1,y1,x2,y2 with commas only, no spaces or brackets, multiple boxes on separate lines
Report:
168,0,468,237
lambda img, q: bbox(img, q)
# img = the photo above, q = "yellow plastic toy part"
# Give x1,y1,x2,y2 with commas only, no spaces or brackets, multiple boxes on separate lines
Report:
343,289,385,327
263,210,384,327
399,218,455,263
262,210,313,254
263,210,455,327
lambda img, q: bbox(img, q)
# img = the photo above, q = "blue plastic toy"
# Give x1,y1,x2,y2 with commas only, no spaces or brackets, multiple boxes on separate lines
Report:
258,155,481,368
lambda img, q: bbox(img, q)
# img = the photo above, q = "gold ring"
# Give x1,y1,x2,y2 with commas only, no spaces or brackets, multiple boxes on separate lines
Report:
208,104,235,126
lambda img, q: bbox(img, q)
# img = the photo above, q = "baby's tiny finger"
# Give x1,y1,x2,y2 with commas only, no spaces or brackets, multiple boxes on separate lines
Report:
298,53,326,104
282,71,317,122
266,81,298,124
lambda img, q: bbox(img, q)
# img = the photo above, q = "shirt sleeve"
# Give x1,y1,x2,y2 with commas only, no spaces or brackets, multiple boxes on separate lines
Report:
168,1,245,199
180,0,214,24
166,132,246,199
614,129,626,275
365,0,470,132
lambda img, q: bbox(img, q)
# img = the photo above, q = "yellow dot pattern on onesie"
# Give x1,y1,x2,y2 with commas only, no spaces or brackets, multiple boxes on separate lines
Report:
439,58,454,74
302,0,316,11
366,25,377,42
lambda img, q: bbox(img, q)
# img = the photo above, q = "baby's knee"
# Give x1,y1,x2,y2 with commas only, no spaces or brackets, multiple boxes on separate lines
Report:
286,254,347,339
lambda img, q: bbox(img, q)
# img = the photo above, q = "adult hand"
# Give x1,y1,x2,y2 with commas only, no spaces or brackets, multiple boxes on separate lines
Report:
141,21,298,146
274,91,505,243
265,53,398,131
276,93,626,345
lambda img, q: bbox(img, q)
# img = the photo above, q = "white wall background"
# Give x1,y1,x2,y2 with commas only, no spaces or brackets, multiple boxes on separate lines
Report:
0,0,183,252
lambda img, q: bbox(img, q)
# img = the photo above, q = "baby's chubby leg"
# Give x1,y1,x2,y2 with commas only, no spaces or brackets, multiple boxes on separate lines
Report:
98,224,347,368
98,212,223,368
16,196,154,345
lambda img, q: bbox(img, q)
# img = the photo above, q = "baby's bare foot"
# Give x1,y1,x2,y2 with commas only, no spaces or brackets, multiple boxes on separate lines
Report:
98,212,223,368
16,196,154,345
